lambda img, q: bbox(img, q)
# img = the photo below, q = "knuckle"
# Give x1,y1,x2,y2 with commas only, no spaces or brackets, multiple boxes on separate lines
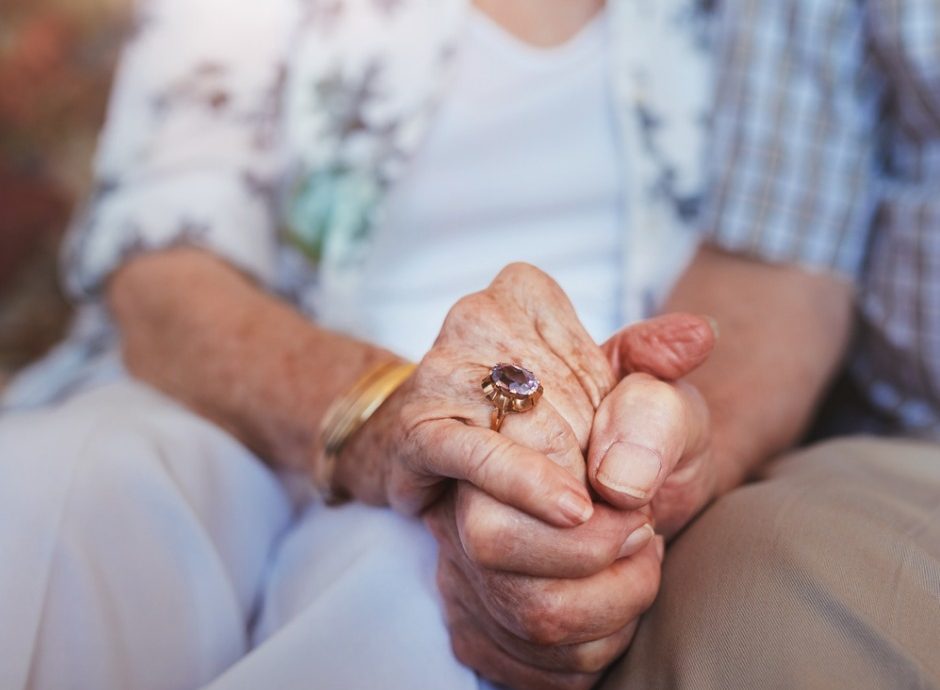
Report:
516,590,571,646
576,536,619,574
439,292,493,338
496,261,543,283
493,263,561,303
449,291,485,317
628,375,684,417
459,504,506,568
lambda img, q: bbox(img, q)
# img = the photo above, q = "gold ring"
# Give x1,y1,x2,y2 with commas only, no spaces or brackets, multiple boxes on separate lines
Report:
482,363,543,432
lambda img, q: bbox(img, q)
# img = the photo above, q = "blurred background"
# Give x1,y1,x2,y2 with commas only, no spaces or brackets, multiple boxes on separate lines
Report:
0,0,131,387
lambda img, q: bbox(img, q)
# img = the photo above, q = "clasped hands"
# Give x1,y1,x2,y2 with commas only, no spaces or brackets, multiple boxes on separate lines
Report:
338,263,719,690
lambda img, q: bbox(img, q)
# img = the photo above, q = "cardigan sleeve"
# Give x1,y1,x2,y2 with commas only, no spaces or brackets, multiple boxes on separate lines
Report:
62,0,298,298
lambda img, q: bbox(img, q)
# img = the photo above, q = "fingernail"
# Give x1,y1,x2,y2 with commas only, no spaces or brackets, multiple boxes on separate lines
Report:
618,523,655,558
596,442,662,501
558,490,593,525
654,536,665,562
705,315,720,340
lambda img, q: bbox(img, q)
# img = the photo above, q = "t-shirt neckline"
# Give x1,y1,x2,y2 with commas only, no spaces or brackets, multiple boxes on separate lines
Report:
468,7,607,66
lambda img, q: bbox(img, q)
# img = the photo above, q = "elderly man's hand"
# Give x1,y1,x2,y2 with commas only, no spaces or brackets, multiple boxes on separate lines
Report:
424,313,716,689
588,318,719,538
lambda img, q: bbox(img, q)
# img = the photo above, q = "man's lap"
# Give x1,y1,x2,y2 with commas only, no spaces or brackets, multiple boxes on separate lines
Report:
604,437,940,690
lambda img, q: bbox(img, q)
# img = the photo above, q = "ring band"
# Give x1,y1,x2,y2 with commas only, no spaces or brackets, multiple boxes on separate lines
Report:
482,363,543,432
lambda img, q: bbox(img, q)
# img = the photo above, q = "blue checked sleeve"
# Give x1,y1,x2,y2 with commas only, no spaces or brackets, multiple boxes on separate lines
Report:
699,0,884,280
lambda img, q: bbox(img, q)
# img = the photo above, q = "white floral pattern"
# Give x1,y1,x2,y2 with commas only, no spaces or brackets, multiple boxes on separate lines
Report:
3,0,713,409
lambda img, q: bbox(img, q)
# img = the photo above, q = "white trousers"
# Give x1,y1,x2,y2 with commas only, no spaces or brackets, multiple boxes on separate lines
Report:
0,381,487,690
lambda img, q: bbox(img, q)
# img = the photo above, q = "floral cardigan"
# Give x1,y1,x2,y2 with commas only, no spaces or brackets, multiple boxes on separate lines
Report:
7,0,713,409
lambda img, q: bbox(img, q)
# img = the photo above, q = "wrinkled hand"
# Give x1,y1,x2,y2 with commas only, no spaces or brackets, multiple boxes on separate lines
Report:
589,316,718,538
427,490,663,690
424,311,716,690
337,262,616,526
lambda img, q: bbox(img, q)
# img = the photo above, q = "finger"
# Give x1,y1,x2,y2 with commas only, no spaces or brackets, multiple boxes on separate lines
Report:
438,558,602,690
411,419,593,527
533,361,598,450
512,619,639,675
494,614,639,676
416,356,591,473
471,538,664,647
602,313,717,381
460,588,640,676
499,396,587,485
491,263,617,408
588,374,709,509
441,555,640,675
446,613,600,690
456,484,654,578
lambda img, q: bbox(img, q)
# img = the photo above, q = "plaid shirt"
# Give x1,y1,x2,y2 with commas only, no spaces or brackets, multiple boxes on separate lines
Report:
702,0,940,439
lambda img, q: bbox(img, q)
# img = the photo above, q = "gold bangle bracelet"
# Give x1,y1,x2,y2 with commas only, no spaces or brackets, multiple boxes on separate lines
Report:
314,360,417,504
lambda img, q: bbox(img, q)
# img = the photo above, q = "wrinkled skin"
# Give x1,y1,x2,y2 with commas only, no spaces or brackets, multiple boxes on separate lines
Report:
343,263,717,689
338,262,617,525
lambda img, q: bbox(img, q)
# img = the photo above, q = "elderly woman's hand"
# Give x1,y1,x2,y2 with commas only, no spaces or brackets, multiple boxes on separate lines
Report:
336,262,617,526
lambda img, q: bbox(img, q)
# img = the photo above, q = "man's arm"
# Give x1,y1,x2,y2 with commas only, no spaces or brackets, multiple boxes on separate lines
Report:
109,248,398,476
667,244,855,493
586,0,878,523
675,0,876,489
581,243,854,535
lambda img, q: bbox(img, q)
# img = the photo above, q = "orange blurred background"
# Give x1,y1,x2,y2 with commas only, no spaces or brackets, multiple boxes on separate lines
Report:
0,0,131,384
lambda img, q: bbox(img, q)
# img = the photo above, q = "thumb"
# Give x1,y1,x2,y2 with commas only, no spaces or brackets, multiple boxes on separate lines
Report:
602,313,718,381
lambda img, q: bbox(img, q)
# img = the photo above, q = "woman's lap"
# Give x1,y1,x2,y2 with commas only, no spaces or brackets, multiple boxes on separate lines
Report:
208,500,485,690
0,379,483,690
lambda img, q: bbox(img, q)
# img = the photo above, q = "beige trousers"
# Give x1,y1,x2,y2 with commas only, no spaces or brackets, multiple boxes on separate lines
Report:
603,438,940,690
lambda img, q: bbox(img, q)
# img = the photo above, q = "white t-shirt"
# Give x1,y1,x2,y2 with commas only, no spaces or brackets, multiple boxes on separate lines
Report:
350,9,624,361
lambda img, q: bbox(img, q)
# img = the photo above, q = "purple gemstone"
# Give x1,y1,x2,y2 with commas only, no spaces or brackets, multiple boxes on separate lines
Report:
491,363,540,397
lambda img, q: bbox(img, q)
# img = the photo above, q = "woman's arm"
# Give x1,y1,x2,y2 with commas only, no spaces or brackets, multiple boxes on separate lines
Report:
110,251,616,526
109,247,399,477
85,0,616,528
